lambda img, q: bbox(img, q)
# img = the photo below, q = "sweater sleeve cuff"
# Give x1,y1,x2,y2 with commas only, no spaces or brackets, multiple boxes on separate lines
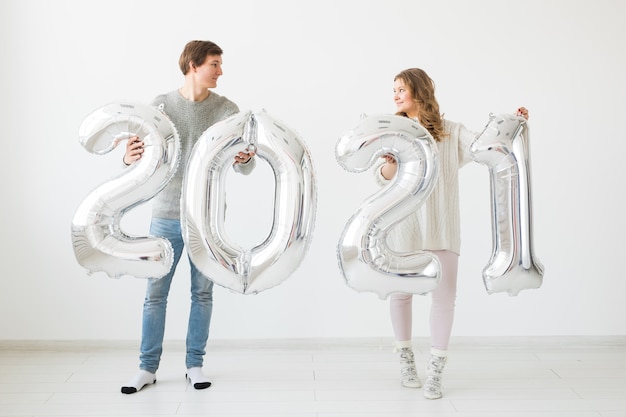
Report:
374,161,390,185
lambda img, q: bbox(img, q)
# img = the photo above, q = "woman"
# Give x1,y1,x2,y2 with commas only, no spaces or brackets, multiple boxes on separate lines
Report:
378,68,528,399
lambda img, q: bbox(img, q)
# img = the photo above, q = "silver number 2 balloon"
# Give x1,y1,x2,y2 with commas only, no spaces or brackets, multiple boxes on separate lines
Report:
336,115,441,299
471,113,544,295
71,102,180,278
181,110,317,294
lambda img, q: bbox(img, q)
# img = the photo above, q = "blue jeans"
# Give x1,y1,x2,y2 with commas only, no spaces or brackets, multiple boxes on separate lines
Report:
139,218,214,373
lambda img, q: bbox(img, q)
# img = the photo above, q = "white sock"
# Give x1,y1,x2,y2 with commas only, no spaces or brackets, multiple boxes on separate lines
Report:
186,367,211,390
394,340,413,351
121,370,156,394
430,348,448,358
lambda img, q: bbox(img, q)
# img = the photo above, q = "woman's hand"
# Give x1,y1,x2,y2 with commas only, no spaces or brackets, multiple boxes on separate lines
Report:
516,107,529,120
123,136,144,165
382,154,397,165
380,154,397,180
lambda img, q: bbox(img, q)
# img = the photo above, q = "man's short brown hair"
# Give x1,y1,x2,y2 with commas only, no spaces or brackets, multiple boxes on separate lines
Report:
179,40,223,75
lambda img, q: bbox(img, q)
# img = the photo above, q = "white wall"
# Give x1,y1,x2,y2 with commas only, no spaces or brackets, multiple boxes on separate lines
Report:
1,0,624,341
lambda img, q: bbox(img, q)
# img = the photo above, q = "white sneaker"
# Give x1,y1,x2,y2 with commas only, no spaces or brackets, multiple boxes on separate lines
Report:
423,351,447,399
397,346,422,388
423,374,443,399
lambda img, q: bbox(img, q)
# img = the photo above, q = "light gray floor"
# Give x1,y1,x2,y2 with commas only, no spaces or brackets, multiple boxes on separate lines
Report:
0,336,625,416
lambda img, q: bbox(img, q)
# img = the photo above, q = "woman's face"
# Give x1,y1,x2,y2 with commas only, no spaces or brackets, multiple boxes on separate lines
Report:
393,78,418,118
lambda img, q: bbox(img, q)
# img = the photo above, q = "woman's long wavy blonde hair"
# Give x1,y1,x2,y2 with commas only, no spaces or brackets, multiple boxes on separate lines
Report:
394,68,447,142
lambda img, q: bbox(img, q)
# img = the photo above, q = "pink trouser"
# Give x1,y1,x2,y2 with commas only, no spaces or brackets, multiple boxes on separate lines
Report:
389,250,459,350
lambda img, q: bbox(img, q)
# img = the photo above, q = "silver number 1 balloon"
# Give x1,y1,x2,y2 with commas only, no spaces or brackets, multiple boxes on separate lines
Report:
470,113,544,295
71,102,180,278
336,115,441,299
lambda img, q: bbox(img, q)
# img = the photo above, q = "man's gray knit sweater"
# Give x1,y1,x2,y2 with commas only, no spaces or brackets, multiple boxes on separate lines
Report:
151,90,253,219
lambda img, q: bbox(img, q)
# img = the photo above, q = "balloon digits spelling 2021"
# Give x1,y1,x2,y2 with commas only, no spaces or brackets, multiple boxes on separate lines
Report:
470,113,544,295
335,115,441,299
71,102,180,278
181,110,317,295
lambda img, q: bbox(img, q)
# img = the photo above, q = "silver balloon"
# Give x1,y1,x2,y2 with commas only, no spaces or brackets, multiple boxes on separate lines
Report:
336,114,441,299
71,102,180,278
470,113,543,295
181,110,317,294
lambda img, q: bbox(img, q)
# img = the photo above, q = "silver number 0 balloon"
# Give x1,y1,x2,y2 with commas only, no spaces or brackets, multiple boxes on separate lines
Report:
336,115,441,299
470,113,544,295
181,110,317,294
71,102,180,278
